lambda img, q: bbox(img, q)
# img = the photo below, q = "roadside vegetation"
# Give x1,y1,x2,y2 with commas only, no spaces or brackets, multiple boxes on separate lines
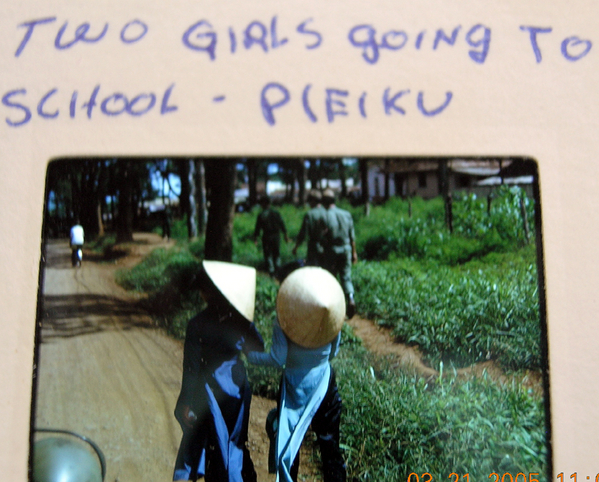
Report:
115,186,548,481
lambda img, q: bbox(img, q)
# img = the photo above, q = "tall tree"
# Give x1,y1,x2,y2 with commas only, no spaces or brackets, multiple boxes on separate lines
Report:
359,159,370,215
438,159,452,232
195,160,208,236
187,160,198,238
115,160,135,243
247,159,258,208
297,159,307,206
384,159,391,201
73,160,101,236
178,159,192,238
277,160,296,203
47,159,106,238
204,161,236,261
309,159,319,190
338,158,348,198
46,161,75,237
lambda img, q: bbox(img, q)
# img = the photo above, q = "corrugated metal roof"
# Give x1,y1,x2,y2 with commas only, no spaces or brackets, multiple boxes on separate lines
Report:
477,175,534,186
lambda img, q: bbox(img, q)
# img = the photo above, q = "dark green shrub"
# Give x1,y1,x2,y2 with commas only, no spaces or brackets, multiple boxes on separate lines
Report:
353,247,541,370
356,187,535,266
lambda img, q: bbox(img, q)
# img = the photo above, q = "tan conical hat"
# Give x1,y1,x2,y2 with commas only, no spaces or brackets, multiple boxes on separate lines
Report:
203,260,256,322
276,267,345,348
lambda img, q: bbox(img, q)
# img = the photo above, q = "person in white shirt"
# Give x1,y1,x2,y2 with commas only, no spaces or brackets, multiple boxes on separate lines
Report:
70,223,85,247
70,222,84,267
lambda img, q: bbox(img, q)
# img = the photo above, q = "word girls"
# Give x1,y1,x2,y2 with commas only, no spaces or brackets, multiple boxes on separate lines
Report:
182,16,322,59
2,84,177,127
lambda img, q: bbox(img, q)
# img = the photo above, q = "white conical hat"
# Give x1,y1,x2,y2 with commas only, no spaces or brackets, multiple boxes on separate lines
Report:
203,260,256,322
276,267,346,348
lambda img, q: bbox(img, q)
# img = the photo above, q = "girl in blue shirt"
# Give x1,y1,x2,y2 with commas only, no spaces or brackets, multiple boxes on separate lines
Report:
248,267,347,482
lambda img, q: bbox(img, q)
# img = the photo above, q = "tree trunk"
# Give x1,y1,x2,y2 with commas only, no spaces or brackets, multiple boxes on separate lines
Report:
178,159,192,239
188,160,198,238
438,159,452,232
77,160,104,238
110,195,116,232
204,161,236,261
309,160,319,191
195,160,208,236
298,160,307,206
359,159,370,216
339,159,347,199
286,162,296,203
248,159,258,208
384,159,390,202
116,161,134,243
96,202,104,237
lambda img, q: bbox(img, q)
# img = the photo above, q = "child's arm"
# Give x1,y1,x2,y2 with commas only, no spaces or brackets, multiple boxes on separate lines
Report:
329,331,342,361
247,320,288,368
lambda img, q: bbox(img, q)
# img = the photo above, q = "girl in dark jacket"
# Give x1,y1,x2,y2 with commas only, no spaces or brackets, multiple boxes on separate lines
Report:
173,261,264,482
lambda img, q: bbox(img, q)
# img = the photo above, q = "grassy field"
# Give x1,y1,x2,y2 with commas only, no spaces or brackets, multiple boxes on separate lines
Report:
116,186,549,481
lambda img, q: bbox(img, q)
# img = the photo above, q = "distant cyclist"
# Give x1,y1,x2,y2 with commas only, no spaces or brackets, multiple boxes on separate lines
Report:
70,221,84,267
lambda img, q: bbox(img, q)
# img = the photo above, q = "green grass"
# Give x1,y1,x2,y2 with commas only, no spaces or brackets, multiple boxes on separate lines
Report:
115,188,548,480
85,234,118,258
336,344,547,481
243,281,548,481
115,246,202,338
354,187,534,265
117,188,542,370
353,245,541,370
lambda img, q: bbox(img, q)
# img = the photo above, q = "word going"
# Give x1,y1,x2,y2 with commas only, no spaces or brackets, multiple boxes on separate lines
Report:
348,24,492,64
260,82,453,126
2,84,177,127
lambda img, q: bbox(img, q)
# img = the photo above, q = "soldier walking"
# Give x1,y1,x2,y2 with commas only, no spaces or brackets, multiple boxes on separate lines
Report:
321,189,358,318
292,190,327,267
254,195,289,277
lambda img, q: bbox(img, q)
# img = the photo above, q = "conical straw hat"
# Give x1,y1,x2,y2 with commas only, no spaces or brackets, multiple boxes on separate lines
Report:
276,267,345,348
203,260,256,322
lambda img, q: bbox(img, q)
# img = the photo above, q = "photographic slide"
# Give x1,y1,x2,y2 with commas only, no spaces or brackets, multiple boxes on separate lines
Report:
32,156,549,481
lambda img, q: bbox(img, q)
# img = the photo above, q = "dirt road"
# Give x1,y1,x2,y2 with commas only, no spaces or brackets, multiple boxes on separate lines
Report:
34,236,280,482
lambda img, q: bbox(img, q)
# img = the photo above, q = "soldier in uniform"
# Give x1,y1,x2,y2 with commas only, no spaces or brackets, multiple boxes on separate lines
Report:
292,190,327,267
321,189,358,318
254,196,289,277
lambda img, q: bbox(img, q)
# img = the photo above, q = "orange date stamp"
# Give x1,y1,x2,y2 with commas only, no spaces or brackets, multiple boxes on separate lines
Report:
406,473,542,482
558,473,599,482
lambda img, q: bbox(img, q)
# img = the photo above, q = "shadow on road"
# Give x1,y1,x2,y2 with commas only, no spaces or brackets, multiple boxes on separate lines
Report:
41,294,153,341
43,239,128,270
43,243,76,270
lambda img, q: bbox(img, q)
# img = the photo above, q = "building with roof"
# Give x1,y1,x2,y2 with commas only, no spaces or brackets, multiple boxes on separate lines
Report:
366,158,533,201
